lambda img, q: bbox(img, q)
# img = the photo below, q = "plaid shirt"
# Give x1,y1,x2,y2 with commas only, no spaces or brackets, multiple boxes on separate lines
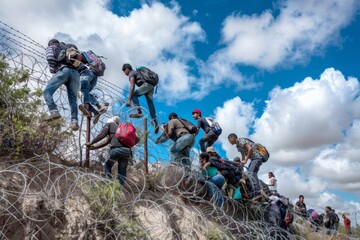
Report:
236,138,262,159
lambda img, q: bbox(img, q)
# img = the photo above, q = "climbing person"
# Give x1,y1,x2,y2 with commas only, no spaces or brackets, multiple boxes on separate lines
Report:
122,63,159,133
78,50,108,124
342,214,352,235
43,39,81,130
228,133,263,198
155,112,195,170
86,116,139,185
199,152,225,208
267,172,277,194
191,109,218,152
295,195,308,218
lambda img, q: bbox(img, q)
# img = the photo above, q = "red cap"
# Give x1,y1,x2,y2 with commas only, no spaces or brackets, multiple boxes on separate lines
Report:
192,109,201,114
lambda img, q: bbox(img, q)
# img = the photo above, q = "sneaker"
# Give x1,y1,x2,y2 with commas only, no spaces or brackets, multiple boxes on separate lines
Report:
79,104,91,117
97,104,108,114
153,119,159,134
45,111,61,122
130,113,144,118
93,114,101,125
71,122,79,131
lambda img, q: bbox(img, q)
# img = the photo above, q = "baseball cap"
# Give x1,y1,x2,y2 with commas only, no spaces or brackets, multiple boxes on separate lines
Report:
192,109,201,114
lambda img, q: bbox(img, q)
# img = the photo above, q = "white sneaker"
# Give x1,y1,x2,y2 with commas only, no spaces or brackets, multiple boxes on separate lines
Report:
97,104,108,114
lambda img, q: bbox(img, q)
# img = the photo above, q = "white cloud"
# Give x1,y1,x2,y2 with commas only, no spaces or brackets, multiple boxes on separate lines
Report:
252,68,360,164
213,97,256,158
259,167,326,199
217,0,359,70
310,120,360,193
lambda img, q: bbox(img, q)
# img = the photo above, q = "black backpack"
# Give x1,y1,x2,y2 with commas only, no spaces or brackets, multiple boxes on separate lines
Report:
57,43,82,67
136,66,159,86
178,118,197,134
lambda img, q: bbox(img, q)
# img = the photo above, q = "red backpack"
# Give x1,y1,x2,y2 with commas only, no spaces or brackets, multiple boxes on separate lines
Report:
114,123,137,148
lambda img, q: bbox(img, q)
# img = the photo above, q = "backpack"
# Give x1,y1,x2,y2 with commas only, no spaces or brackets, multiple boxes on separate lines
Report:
257,143,270,162
206,117,222,136
83,50,106,76
334,213,339,223
178,118,197,134
114,123,137,148
209,157,243,175
57,43,82,68
136,66,159,86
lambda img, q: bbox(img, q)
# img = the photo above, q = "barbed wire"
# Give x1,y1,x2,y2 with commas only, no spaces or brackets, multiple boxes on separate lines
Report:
0,21,347,240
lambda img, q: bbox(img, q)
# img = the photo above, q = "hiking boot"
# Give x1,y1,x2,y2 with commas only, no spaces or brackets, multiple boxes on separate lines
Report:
130,113,144,118
45,111,61,122
153,119,159,134
79,104,91,117
71,122,79,131
93,113,101,125
96,104,108,114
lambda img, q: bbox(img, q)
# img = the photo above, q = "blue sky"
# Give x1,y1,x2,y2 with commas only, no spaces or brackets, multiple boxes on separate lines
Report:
1,0,360,222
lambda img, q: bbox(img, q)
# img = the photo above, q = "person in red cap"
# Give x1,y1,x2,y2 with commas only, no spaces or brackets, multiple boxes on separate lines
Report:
192,109,219,152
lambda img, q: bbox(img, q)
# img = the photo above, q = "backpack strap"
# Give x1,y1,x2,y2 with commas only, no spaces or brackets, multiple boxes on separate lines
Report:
177,118,190,134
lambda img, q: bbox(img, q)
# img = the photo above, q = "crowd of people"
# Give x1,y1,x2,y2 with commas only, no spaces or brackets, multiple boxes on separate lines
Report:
44,39,353,236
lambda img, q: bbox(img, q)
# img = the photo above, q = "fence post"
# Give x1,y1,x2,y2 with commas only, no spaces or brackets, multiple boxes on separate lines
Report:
144,118,149,174
84,116,91,168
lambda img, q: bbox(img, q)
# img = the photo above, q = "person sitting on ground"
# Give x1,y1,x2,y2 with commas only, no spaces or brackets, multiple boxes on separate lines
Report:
78,51,108,124
122,63,159,133
267,172,277,194
228,133,263,198
86,116,139,185
155,113,195,170
199,152,225,208
342,214,352,236
191,109,218,152
295,195,308,218
43,39,81,131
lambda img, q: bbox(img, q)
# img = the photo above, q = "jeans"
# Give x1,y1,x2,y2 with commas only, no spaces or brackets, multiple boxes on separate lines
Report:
207,174,225,207
170,134,195,170
132,82,156,119
248,158,262,197
104,147,131,185
43,67,80,122
199,130,218,152
80,69,99,107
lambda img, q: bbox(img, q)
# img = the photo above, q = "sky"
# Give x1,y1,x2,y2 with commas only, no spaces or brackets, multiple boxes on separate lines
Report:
1,0,360,223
